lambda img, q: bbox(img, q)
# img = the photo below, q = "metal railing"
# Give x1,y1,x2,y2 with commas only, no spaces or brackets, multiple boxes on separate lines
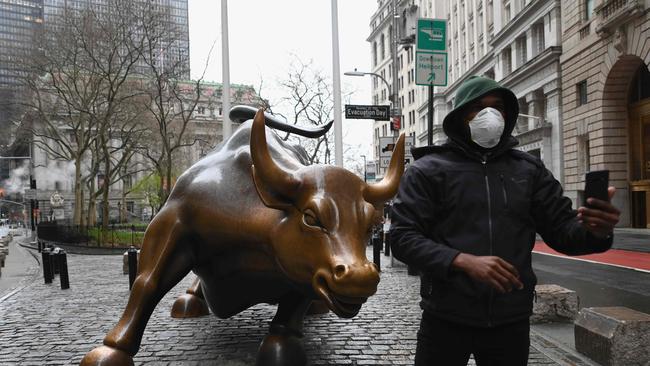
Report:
37,222,145,248
596,0,630,20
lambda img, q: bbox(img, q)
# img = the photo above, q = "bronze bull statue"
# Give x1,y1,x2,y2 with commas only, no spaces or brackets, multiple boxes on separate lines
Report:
80,108,405,366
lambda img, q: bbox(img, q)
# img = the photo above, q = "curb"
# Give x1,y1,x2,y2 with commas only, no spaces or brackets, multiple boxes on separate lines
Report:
530,328,599,366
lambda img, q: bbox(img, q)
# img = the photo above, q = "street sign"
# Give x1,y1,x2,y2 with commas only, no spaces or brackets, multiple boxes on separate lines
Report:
345,104,390,121
415,51,448,86
379,135,415,168
379,137,397,158
416,18,447,52
391,116,401,131
24,189,36,200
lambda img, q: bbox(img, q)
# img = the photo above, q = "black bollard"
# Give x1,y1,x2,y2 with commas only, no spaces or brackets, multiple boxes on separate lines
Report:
59,249,69,289
384,232,391,256
372,234,381,272
42,248,53,284
407,265,418,276
51,247,60,275
127,246,138,290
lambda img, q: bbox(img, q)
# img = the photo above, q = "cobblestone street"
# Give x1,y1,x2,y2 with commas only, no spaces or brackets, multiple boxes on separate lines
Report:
0,247,592,365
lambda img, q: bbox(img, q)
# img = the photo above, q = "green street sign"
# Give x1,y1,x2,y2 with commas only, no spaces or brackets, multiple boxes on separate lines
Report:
415,51,447,86
416,18,447,52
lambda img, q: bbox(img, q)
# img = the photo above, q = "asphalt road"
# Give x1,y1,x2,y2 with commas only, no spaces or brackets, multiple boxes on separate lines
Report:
532,252,650,314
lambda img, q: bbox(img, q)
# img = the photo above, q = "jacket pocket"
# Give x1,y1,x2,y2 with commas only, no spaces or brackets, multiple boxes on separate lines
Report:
501,173,532,219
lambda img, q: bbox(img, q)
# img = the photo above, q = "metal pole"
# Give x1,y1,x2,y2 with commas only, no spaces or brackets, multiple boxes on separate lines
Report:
361,155,367,182
331,0,343,167
391,0,399,136
427,85,434,145
221,0,232,140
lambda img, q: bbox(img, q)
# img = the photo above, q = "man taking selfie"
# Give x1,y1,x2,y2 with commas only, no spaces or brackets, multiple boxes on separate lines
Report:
389,76,621,365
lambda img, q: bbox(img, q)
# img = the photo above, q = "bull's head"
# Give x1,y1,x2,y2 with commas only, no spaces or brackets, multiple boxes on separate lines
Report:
250,109,405,318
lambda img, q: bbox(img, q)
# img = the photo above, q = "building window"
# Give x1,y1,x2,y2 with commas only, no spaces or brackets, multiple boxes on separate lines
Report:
504,2,511,23
584,0,594,20
532,22,545,57
380,34,385,60
502,47,512,75
373,42,378,66
516,36,527,67
577,80,588,106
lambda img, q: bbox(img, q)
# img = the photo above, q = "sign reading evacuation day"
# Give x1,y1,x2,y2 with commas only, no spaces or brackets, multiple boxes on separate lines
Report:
415,18,448,86
345,105,390,121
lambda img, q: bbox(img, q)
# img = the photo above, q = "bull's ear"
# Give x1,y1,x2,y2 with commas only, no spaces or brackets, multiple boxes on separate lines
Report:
251,166,294,210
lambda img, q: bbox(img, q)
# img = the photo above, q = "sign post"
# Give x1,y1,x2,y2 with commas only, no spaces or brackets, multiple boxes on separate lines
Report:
416,18,448,145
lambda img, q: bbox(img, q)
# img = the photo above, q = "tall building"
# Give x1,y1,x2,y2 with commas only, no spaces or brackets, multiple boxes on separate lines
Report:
367,0,563,183
560,0,650,227
0,0,43,89
43,0,190,79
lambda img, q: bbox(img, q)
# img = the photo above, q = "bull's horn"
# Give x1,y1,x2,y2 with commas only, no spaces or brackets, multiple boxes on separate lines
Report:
363,133,405,204
250,108,301,203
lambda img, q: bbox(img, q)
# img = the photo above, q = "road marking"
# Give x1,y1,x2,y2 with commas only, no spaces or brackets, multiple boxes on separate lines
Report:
532,250,650,274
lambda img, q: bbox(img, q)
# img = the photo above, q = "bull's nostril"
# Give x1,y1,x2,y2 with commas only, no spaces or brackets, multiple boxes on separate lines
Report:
334,264,347,279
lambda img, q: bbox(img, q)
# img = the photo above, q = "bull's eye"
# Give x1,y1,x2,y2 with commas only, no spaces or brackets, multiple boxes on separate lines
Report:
302,209,323,229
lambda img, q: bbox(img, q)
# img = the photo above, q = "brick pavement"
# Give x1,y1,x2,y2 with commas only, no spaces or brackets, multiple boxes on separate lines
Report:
0,248,593,365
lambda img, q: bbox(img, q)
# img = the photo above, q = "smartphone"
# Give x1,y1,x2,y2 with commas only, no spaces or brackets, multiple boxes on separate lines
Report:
584,170,609,207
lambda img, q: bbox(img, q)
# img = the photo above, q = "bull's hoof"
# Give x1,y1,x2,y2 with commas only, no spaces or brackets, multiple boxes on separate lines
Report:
79,345,134,366
171,293,210,318
256,333,307,366
305,300,329,315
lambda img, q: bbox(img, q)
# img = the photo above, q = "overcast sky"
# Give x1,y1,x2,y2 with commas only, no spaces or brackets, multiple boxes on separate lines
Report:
187,0,377,166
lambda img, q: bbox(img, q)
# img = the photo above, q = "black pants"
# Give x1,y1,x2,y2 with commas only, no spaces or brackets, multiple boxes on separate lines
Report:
415,312,530,366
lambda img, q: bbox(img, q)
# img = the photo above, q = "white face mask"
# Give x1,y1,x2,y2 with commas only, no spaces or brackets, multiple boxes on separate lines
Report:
468,107,505,149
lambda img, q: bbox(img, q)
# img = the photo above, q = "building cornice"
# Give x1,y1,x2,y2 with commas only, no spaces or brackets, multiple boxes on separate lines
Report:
499,46,561,88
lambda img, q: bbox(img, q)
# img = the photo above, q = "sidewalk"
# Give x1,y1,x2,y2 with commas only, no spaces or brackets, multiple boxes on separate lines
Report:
0,230,40,300
612,227,650,253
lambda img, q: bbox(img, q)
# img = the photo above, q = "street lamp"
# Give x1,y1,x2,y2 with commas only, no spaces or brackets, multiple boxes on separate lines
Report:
360,154,367,182
344,69,393,105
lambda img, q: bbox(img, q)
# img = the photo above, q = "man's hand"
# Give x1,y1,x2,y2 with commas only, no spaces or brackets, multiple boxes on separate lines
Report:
451,253,524,293
577,187,620,239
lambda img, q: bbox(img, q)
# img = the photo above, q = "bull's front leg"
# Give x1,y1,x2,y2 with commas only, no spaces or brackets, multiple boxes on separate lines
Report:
171,275,210,318
80,213,193,366
256,292,312,366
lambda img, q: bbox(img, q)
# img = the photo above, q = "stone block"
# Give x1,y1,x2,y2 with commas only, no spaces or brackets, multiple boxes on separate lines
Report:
575,306,650,366
531,284,579,324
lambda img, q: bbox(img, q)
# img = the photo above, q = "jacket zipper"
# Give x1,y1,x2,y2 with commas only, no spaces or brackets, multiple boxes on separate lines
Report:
500,174,508,207
483,158,494,327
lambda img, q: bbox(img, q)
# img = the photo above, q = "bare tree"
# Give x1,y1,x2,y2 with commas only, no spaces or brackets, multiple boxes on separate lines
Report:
135,5,213,208
277,56,354,165
16,0,149,224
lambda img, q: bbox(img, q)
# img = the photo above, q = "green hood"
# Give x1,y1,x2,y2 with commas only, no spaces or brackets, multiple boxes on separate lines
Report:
443,76,519,150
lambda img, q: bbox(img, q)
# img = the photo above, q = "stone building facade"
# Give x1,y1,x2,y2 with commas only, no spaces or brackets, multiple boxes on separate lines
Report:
367,0,564,182
560,0,650,227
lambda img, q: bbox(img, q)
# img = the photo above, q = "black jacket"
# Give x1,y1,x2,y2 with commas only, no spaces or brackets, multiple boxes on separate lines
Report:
389,138,612,327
